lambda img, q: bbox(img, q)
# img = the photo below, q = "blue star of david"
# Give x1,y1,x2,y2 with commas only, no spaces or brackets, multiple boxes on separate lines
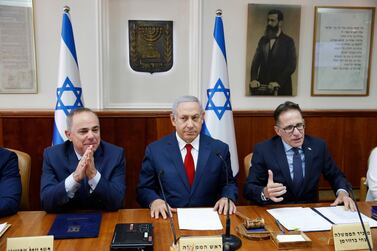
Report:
205,78,232,120
55,77,83,116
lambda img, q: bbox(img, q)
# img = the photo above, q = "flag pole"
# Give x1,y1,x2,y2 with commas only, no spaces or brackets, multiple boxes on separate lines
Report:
63,5,70,13
202,8,241,250
52,6,84,145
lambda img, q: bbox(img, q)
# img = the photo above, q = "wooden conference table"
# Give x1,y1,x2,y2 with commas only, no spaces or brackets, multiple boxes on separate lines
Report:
1,202,377,250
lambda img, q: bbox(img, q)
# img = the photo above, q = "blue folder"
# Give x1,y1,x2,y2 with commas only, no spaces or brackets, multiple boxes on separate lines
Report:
48,212,102,239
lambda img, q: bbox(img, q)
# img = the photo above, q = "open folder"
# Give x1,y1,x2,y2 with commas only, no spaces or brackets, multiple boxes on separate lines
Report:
267,206,377,232
48,212,102,239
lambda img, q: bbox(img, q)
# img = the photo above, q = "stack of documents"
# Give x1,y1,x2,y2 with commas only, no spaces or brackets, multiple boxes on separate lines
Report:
267,206,377,232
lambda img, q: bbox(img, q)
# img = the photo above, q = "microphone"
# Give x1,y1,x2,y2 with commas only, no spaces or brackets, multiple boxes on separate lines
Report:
157,170,178,247
216,152,242,251
346,182,372,251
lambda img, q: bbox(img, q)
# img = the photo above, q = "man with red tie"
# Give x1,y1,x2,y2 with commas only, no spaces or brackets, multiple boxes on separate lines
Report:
137,96,238,219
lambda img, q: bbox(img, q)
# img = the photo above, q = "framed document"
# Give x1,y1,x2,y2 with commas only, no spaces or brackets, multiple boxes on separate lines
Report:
311,7,375,96
0,0,37,93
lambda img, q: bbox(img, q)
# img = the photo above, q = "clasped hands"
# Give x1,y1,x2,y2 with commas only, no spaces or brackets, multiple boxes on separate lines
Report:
263,170,356,211
250,80,280,91
150,197,236,219
73,145,97,182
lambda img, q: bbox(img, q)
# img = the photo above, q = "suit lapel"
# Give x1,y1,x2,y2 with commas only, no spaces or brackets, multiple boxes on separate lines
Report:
167,134,191,192
273,139,294,189
190,136,210,196
66,142,79,174
301,140,313,193
263,40,270,63
270,35,281,58
93,142,104,173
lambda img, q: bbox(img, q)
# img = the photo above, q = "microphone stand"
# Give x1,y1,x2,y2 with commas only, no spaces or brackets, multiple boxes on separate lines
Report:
158,170,178,248
216,153,242,251
347,184,372,251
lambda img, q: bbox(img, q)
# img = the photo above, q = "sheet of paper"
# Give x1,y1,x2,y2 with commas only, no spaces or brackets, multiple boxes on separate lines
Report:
314,206,377,227
177,208,223,230
0,222,10,237
267,207,332,232
0,223,7,232
276,234,306,242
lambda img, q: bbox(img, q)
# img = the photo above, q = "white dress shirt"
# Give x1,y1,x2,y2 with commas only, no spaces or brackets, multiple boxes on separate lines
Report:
366,147,377,201
176,132,200,170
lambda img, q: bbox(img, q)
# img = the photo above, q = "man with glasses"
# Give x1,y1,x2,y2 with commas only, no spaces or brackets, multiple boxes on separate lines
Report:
244,101,355,210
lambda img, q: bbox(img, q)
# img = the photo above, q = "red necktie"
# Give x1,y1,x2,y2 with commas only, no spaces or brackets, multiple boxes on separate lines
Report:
184,144,195,186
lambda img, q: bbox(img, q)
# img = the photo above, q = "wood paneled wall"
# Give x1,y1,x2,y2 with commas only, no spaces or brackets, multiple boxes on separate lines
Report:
1,110,377,210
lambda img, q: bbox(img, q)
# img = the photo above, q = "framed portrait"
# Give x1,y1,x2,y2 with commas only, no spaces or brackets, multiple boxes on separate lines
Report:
311,6,375,96
0,0,37,93
245,4,301,96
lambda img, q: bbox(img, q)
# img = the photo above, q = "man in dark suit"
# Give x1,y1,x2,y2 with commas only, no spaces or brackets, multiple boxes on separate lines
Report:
137,96,238,219
249,9,296,96
41,108,126,212
244,101,356,210
0,148,21,217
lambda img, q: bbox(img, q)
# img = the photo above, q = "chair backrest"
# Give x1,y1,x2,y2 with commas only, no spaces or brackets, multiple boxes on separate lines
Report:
360,176,367,201
7,148,31,210
244,153,253,177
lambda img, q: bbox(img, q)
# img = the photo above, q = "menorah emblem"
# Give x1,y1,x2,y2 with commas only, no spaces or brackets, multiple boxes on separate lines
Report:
139,26,163,60
129,20,173,73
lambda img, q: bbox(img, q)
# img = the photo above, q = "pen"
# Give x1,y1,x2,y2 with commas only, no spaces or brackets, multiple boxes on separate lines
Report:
275,219,285,234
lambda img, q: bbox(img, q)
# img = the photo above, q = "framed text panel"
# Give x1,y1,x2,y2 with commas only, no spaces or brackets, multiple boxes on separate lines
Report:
0,0,37,93
311,6,375,96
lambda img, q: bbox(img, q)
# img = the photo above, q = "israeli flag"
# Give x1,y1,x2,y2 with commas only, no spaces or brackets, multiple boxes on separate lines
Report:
202,10,239,176
52,6,84,145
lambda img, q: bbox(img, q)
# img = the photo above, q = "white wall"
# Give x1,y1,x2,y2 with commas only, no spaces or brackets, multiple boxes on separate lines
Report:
0,0,99,109
201,0,377,110
102,0,191,109
0,0,376,110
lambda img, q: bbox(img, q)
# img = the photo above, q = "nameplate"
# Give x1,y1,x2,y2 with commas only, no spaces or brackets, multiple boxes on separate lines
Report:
6,235,53,251
332,223,373,250
178,235,222,251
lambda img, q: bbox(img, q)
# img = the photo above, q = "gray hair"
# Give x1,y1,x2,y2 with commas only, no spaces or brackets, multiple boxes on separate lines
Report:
66,107,98,131
171,95,203,118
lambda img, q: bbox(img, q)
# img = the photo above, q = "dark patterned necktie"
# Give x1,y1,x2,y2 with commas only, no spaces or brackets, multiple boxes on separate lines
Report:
292,147,303,190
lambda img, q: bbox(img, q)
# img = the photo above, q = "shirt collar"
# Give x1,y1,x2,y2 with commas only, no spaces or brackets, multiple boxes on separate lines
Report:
73,148,82,160
175,132,200,151
281,138,301,153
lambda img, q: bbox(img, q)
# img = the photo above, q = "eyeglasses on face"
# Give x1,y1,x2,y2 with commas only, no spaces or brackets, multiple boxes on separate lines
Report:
278,123,305,134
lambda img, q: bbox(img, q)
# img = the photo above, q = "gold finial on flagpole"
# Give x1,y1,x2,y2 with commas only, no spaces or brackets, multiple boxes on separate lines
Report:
63,6,70,13
216,9,222,16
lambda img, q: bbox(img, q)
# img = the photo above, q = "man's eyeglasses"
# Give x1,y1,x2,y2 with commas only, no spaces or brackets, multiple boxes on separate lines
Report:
278,123,305,134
